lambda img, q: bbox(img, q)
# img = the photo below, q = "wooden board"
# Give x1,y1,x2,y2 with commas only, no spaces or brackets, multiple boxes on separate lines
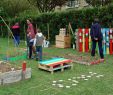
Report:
102,28,106,55
106,28,110,54
109,28,113,55
56,35,71,42
38,58,73,74
82,29,85,52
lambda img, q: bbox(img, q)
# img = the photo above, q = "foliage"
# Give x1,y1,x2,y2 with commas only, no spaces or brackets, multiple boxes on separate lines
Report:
5,4,113,43
85,0,112,7
27,0,68,12
0,0,30,17
0,38,113,95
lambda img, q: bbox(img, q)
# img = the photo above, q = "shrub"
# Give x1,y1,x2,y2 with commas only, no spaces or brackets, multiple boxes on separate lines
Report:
4,4,113,43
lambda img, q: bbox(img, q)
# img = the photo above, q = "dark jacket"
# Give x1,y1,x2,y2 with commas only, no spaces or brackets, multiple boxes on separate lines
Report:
90,23,103,41
11,25,20,36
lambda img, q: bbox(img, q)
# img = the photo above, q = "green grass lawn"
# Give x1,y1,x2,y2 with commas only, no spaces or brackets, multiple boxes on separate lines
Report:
0,38,113,95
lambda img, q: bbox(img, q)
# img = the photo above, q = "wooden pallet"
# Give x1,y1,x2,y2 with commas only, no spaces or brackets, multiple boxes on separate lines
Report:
38,58,73,74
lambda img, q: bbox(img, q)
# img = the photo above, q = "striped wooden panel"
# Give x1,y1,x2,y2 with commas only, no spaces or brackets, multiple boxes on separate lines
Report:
39,58,72,66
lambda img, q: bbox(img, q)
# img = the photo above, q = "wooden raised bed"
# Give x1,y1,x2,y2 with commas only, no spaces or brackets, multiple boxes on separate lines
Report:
0,61,31,85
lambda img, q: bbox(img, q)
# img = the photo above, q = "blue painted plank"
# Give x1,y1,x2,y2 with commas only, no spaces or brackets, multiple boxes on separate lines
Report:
39,58,67,64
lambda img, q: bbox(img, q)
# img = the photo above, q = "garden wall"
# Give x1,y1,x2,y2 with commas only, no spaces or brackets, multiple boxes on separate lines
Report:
0,68,31,85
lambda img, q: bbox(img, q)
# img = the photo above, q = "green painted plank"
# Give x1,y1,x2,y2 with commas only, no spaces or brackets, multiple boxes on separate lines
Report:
40,58,66,64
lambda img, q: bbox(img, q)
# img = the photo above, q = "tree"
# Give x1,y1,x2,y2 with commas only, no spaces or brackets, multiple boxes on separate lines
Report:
27,0,68,13
85,0,112,7
0,0,30,17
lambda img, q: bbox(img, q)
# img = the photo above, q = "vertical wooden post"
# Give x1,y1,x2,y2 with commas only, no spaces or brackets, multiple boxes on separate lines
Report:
24,24,27,45
36,24,38,30
47,23,50,40
82,29,85,52
22,61,27,80
61,64,64,72
50,66,54,74
89,29,91,50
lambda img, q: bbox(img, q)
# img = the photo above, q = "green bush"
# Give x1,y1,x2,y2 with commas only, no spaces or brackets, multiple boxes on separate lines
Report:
4,4,113,43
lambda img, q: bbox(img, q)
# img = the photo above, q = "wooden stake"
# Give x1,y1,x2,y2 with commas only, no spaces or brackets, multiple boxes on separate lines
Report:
47,23,50,40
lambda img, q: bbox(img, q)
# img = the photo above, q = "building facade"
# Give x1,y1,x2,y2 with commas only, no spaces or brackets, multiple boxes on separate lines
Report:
55,0,88,11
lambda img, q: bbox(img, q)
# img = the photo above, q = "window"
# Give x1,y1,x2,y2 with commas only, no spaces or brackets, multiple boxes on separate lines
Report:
67,0,79,8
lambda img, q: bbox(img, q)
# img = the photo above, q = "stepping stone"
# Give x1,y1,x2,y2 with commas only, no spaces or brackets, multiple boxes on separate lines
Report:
87,76,91,78
59,80,63,82
52,84,56,86
89,72,93,74
66,86,71,88
72,80,79,83
98,75,104,77
96,76,100,78
58,85,64,88
81,76,86,79
84,79,88,80
72,84,77,86
81,75,85,77
53,81,57,83
68,79,72,81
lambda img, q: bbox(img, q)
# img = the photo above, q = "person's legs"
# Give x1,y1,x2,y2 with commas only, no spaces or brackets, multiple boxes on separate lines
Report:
91,40,96,57
14,36,17,46
36,46,42,61
29,42,33,59
98,40,104,59
29,45,32,59
36,46,39,60
16,36,20,45
38,46,42,61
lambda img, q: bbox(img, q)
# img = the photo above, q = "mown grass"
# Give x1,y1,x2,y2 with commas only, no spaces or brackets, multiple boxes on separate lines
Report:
0,38,113,95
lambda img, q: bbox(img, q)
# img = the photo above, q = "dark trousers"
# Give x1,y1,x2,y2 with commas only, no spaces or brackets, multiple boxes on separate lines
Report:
29,45,32,59
36,46,42,61
28,42,33,59
14,35,20,46
91,40,104,59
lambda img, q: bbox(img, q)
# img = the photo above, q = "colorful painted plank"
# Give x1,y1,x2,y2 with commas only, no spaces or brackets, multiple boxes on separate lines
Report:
89,29,92,50
39,58,73,74
78,28,83,52
85,28,89,52
101,28,106,55
109,28,113,55
82,29,85,52
105,28,110,54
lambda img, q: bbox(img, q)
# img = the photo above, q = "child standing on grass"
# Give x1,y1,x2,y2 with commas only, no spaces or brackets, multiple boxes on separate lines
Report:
33,29,44,61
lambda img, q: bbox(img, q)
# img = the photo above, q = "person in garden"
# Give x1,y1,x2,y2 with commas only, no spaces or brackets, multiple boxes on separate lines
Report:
26,19,35,59
11,22,20,46
33,29,44,61
90,18,104,61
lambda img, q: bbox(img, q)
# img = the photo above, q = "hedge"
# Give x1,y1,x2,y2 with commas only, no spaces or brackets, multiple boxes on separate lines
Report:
1,4,113,43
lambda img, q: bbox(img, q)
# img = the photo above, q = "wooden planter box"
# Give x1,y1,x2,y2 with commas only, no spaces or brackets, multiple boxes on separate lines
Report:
56,35,71,48
0,68,31,85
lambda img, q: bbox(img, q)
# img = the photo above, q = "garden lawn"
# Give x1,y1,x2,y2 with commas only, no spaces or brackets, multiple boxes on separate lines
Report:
0,38,113,95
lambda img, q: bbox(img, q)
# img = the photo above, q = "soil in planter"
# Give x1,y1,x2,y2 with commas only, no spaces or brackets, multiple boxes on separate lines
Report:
0,61,21,73
60,53,99,64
